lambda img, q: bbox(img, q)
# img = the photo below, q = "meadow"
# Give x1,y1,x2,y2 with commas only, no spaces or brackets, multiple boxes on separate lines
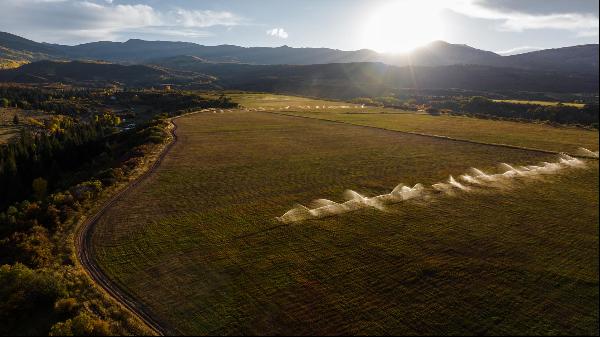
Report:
90,99,598,335
231,93,598,154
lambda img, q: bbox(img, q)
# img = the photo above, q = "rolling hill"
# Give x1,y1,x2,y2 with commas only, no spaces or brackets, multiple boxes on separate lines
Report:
0,32,61,56
0,32,62,68
1,57,597,95
0,60,213,87
150,57,599,96
505,44,599,74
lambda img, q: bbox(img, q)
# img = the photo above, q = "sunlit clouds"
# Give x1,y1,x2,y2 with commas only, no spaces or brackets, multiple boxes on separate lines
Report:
266,28,289,39
0,0,244,43
362,0,598,53
448,0,599,37
0,0,597,49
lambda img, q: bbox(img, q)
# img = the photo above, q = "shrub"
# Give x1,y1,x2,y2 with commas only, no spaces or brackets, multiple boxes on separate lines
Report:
50,313,111,336
54,298,80,317
426,108,441,116
0,263,66,335
32,177,48,201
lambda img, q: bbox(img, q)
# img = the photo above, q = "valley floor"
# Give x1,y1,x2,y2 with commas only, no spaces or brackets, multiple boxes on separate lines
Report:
89,96,598,335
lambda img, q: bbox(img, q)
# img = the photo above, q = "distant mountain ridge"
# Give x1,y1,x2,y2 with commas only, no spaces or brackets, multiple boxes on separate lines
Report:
0,32,60,55
503,44,600,74
1,31,598,74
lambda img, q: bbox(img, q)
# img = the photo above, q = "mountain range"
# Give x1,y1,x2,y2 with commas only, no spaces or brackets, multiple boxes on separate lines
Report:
0,31,598,96
1,32,598,74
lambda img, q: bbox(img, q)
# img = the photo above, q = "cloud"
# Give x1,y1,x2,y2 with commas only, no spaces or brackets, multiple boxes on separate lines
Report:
496,46,542,55
447,0,599,37
0,0,244,43
497,12,599,33
475,0,599,16
169,8,242,28
122,26,215,39
266,28,289,39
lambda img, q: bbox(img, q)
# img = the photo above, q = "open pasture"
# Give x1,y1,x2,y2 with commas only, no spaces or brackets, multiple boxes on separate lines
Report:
232,93,598,154
90,108,598,335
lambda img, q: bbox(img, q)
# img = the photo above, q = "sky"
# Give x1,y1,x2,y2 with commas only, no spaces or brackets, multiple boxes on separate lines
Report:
0,0,598,55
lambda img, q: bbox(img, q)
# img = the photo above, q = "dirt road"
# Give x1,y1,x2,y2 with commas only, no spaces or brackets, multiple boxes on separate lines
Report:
75,115,191,336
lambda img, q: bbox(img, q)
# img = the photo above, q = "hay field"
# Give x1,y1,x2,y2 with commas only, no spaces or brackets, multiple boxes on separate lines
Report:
90,108,598,335
232,93,598,154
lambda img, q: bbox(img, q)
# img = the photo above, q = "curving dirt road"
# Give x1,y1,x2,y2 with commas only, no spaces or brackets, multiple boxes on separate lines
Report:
75,115,192,336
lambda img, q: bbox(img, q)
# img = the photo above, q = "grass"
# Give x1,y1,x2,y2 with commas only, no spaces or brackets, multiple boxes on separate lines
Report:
90,106,598,335
0,108,52,144
0,126,18,143
0,108,21,144
0,59,29,70
231,93,598,154
492,99,586,108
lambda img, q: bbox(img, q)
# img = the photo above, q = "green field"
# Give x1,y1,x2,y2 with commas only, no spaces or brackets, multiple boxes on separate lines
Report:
492,99,586,108
232,93,598,154
90,99,598,335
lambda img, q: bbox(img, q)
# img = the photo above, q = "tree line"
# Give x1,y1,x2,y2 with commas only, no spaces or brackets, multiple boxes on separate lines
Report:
1,85,96,113
0,118,164,335
0,120,113,209
428,96,599,128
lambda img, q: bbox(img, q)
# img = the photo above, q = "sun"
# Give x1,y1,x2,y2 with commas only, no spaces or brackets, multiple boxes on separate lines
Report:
363,0,444,53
